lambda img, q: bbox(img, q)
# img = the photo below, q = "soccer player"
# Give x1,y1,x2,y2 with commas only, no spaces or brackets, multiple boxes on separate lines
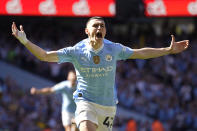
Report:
30,70,77,131
12,17,189,131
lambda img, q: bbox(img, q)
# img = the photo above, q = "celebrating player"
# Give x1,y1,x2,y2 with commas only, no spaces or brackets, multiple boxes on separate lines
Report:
12,16,189,131
30,70,77,131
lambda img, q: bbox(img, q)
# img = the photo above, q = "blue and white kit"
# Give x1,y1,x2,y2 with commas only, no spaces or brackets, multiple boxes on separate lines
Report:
57,39,133,106
52,80,76,126
52,80,76,113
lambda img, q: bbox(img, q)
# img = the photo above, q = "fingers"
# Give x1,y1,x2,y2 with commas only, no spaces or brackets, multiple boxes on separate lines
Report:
12,22,17,35
12,22,25,35
177,40,189,45
185,40,189,49
177,40,189,50
20,25,24,32
30,87,36,94
171,35,175,43
11,22,14,32
12,22,20,37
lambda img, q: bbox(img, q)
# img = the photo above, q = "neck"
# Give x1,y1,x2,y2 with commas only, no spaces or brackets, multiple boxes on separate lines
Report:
89,40,103,50
71,81,75,87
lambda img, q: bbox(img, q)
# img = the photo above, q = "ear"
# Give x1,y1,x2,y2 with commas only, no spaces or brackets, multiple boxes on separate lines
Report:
85,28,89,35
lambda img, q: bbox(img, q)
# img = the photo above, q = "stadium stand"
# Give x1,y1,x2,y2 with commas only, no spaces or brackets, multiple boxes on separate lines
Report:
0,16,197,130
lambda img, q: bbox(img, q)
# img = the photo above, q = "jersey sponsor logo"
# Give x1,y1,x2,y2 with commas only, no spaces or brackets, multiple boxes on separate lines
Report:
80,66,113,78
93,55,100,64
85,73,109,77
80,66,113,73
105,54,112,61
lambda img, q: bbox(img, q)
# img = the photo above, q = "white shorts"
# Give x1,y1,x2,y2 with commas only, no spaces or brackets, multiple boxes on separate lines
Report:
75,100,116,131
62,111,75,126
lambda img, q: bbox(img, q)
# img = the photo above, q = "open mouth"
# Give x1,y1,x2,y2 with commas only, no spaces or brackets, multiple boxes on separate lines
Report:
96,32,102,38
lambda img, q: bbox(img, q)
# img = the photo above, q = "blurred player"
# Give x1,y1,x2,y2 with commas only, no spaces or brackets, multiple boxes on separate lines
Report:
30,70,77,131
12,16,189,131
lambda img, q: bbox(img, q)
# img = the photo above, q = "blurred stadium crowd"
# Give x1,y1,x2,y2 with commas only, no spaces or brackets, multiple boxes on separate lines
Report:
0,17,197,131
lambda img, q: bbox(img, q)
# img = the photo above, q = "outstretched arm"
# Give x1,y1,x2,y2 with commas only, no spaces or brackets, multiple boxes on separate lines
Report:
130,35,189,59
12,22,58,62
30,87,54,95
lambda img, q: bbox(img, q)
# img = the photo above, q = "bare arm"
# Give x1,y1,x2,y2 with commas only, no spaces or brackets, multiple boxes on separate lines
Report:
130,47,171,59
130,35,189,59
12,22,58,62
30,87,54,95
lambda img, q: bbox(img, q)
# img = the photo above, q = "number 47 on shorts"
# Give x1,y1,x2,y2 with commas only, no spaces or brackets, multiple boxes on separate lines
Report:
103,117,114,128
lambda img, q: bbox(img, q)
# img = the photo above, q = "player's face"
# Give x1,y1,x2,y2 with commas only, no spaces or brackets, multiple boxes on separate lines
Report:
85,19,106,42
68,71,76,83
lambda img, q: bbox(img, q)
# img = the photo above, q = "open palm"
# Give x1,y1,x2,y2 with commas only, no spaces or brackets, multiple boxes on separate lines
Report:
12,22,28,44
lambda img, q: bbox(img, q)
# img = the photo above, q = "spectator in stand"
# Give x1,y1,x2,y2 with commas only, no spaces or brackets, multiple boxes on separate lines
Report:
126,119,137,131
152,119,164,131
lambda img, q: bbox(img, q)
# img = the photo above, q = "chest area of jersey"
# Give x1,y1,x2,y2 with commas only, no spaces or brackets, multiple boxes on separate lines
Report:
78,51,114,67
76,50,116,78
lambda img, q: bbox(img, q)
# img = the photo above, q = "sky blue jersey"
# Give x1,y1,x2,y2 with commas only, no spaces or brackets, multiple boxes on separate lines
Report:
52,80,76,113
57,39,133,106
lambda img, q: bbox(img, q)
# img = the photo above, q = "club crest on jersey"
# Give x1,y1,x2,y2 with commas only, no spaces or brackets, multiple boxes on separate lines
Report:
93,55,100,64
105,54,112,61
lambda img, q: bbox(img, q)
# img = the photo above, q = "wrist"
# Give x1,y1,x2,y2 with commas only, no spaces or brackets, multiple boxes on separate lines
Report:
21,38,28,45
166,47,172,54
33,90,39,95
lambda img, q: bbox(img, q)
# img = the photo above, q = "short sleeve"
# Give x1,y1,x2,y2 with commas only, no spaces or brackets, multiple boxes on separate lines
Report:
57,47,75,64
52,81,68,93
115,43,133,60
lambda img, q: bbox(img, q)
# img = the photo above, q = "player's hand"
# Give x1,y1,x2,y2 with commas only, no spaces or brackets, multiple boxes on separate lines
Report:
12,22,28,45
169,35,189,54
30,87,37,95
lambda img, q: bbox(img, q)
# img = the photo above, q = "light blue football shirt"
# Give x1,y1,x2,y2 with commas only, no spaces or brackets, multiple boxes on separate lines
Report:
57,39,133,106
52,80,76,113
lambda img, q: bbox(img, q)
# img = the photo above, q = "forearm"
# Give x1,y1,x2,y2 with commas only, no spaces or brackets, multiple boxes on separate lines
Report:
12,22,58,62
34,87,52,95
24,40,48,61
130,47,172,59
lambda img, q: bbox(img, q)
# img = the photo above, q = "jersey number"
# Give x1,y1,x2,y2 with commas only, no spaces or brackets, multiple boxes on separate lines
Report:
103,117,114,128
